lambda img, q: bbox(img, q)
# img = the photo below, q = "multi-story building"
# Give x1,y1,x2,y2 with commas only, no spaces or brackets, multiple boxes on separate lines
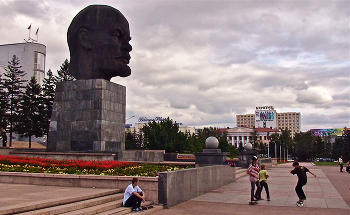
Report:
277,112,301,136
0,42,46,85
236,114,255,128
236,106,301,137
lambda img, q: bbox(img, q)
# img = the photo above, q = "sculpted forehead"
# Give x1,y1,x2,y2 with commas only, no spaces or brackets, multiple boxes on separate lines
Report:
69,5,129,34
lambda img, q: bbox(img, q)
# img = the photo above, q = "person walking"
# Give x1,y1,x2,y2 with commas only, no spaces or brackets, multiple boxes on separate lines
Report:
246,156,261,204
258,163,270,201
339,155,344,172
290,161,316,207
1,129,7,147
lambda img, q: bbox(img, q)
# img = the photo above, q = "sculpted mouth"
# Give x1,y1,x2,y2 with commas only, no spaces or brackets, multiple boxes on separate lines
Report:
116,56,130,64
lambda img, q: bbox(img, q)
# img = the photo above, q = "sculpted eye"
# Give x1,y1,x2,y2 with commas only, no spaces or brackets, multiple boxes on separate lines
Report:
110,29,123,38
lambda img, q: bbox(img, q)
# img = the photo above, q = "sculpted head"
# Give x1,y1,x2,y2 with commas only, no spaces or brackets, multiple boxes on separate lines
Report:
67,5,132,80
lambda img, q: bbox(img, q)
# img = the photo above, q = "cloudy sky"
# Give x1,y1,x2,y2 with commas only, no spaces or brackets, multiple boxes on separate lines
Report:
0,0,349,131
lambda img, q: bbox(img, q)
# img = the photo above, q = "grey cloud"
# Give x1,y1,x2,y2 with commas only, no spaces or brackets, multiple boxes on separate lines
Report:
296,89,333,105
1,0,349,131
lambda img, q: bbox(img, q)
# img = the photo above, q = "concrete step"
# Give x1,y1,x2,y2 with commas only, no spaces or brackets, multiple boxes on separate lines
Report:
0,189,122,215
123,205,164,215
59,199,123,215
96,201,162,215
235,167,247,180
16,193,124,215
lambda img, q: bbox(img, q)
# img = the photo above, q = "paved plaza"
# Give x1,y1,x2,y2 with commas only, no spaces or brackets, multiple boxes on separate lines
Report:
152,163,350,215
0,163,349,214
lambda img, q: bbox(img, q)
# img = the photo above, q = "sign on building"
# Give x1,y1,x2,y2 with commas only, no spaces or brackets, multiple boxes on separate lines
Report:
255,106,277,128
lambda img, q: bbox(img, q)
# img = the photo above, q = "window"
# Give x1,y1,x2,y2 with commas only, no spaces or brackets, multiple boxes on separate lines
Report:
34,52,45,71
34,52,45,85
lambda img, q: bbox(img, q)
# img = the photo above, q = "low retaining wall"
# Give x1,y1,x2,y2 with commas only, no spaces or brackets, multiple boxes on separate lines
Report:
158,165,235,208
8,151,117,161
0,148,165,163
0,172,159,204
120,150,165,162
0,162,236,208
260,157,273,168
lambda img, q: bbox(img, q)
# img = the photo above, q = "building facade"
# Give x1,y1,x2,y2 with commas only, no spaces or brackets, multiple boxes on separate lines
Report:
0,42,46,85
276,112,301,136
236,106,301,137
226,127,281,149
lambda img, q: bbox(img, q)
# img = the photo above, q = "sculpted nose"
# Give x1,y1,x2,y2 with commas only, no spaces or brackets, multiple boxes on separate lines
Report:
123,42,132,52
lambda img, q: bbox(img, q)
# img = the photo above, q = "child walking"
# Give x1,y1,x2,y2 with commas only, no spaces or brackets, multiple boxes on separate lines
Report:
246,156,261,204
258,164,270,201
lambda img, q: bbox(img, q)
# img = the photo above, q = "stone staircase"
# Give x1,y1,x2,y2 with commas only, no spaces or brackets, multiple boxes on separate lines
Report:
235,167,247,180
3,189,163,215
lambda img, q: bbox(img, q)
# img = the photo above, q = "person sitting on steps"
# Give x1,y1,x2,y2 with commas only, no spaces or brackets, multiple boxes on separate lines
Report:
123,178,146,212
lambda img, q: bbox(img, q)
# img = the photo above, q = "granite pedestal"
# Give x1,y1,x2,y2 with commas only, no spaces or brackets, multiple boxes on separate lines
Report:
194,149,230,167
47,79,125,153
238,151,258,168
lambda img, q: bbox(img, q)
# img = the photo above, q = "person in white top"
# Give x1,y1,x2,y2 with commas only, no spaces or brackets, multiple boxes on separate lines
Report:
339,155,344,172
123,178,146,212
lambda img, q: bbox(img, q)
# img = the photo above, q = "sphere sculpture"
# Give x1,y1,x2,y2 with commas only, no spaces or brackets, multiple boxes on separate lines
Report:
244,142,253,151
205,136,219,149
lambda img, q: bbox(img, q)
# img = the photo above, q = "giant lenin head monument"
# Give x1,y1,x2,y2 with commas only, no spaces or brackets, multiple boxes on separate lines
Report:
47,5,131,154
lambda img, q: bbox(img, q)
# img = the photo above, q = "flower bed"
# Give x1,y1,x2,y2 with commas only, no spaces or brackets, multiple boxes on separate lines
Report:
0,155,192,177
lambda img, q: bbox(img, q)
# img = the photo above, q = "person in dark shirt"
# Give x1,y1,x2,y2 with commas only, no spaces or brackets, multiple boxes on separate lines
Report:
290,161,316,206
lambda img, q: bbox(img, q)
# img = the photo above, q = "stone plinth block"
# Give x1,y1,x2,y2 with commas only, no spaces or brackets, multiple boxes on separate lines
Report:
47,79,125,152
194,149,230,167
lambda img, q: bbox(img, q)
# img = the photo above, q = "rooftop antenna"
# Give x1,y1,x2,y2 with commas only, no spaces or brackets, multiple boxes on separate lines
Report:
24,24,38,43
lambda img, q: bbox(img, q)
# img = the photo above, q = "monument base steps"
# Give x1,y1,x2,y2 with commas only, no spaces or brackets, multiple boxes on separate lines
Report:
1,189,163,215
234,167,247,180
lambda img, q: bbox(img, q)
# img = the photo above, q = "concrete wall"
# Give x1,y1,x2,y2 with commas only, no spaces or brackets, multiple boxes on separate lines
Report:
158,165,235,208
120,150,165,162
0,149,165,163
260,157,273,168
0,164,236,208
8,151,117,161
0,172,159,204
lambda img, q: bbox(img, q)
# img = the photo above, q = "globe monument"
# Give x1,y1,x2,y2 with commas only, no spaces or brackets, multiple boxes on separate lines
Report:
194,136,230,167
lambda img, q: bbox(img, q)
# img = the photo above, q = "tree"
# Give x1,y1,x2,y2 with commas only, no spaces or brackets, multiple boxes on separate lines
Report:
142,117,187,153
0,73,8,132
16,76,44,148
194,127,237,157
41,69,57,135
2,55,27,146
269,133,280,158
55,59,75,82
250,129,261,152
125,129,143,150
293,131,315,161
279,129,293,160
332,128,350,162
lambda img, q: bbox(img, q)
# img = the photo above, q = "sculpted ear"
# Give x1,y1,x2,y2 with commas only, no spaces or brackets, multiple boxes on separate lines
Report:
78,28,92,50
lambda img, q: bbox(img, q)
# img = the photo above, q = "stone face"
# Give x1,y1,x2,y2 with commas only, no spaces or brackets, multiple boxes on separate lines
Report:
67,5,132,81
205,136,219,149
47,79,125,152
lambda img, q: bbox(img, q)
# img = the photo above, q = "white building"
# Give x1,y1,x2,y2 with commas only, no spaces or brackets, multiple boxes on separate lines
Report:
0,42,46,85
226,126,281,148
